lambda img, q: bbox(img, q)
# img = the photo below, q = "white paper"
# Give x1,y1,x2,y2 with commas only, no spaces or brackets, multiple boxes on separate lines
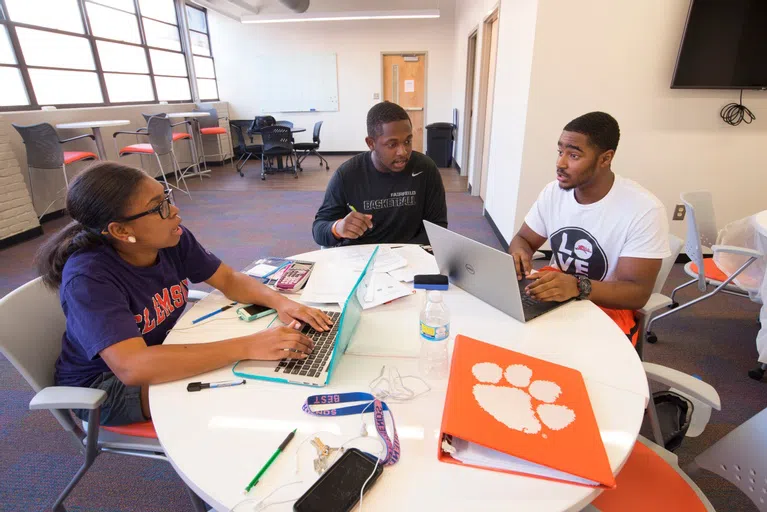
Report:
449,438,599,487
361,272,413,310
404,79,415,92
246,263,278,278
387,249,439,282
300,262,360,304
388,267,416,283
337,247,408,274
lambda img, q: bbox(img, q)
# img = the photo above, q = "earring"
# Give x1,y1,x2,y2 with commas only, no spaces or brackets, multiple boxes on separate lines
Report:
127,236,137,243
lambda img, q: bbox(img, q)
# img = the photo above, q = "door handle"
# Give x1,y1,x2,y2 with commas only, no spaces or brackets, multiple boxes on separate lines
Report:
404,107,424,111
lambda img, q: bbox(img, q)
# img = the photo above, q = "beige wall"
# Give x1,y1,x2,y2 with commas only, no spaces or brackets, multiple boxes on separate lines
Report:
484,0,767,243
2,101,230,217
207,4,456,152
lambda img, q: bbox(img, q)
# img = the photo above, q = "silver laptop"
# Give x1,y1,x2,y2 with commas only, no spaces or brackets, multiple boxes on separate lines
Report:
232,247,379,386
423,221,569,322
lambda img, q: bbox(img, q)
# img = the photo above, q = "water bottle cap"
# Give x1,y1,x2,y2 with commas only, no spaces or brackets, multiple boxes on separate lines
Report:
427,290,443,303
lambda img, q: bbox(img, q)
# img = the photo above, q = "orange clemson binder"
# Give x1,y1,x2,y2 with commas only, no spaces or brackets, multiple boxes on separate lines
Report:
438,335,616,489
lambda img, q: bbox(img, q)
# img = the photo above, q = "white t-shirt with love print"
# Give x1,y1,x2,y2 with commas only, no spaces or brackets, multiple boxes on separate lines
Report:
524,175,671,282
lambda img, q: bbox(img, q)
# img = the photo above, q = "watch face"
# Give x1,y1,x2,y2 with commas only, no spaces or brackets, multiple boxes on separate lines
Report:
578,276,592,298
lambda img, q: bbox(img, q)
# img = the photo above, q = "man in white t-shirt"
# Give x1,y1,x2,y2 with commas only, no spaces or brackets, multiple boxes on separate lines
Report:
508,112,670,343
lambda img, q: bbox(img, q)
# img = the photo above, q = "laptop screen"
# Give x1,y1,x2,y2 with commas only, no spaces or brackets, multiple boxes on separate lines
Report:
335,246,379,354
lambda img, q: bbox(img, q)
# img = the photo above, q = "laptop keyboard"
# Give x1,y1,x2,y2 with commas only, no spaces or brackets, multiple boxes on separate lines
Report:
274,311,340,379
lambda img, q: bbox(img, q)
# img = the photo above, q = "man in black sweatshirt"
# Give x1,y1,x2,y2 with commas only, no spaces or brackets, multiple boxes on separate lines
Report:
312,101,448,247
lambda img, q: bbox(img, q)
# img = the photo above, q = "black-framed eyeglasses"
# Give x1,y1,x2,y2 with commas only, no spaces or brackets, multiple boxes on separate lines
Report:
115,189,174,223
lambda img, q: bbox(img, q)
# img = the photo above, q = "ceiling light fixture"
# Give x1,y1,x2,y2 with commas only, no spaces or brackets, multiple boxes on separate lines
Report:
241,9,440,24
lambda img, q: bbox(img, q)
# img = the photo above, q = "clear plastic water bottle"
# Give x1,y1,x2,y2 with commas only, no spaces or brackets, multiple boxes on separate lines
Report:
419,290,450,379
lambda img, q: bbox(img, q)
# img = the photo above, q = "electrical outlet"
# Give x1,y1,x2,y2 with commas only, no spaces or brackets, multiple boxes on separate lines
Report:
372,93,380,100
673,204,686,221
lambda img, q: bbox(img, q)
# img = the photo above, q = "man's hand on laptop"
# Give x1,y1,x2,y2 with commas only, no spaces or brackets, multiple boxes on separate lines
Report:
335,211,373,239
247,321,315,360
510,250,533,280
525,271,579,302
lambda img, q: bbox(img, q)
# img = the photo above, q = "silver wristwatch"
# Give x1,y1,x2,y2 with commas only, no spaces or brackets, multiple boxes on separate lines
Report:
576,275,592,300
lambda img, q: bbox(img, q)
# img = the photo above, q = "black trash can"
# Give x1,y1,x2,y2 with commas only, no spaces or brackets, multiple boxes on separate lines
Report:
426,122,456,167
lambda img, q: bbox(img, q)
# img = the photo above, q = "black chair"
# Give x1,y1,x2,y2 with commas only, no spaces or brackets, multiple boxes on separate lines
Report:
260,125,299,180
229,120,262,177
295,121,330,170
275,120,294,128
248,115,276,136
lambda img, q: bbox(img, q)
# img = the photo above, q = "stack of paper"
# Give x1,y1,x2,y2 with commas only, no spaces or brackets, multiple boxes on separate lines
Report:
449,438,599,486
361,272,414,310
339,247,408,273
299,262,359,306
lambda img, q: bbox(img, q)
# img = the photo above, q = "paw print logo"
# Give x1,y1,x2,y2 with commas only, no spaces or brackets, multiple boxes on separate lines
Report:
472,362,576,437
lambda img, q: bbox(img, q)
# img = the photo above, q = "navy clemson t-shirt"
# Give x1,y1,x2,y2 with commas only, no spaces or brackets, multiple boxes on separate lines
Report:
54,226,222,388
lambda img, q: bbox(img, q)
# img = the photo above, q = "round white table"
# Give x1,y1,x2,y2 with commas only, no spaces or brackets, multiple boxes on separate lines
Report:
55,119,130,160
150,245,649,512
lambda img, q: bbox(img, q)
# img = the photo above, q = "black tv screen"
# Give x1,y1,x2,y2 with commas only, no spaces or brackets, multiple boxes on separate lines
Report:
671,0,767,89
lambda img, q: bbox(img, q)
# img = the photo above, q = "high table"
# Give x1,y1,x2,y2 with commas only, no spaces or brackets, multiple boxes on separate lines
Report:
167,111,211,178
55,119,130,160
150,245,648,511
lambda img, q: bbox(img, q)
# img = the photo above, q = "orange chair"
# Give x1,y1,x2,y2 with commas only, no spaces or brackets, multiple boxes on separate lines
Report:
589,362,720,511
194,106,233,172
114,115,191,197
12,122,98,219
646,191,761,348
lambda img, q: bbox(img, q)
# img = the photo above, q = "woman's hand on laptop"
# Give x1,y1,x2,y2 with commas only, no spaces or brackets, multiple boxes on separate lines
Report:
246,322,315,360
277,299,333,332
525,271,578,302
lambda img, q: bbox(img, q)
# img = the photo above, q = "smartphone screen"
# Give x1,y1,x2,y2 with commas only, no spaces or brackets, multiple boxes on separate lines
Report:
294,449,383,512
243,304,272,316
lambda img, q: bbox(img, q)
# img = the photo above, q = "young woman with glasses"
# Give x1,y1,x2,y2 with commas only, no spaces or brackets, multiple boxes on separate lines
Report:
37,162,332,426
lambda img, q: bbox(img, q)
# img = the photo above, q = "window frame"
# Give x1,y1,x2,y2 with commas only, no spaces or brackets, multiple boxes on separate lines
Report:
0,0,210,111
184,2,218,101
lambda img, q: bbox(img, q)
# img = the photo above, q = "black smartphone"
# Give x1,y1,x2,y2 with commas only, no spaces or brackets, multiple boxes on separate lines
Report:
293,448,384,512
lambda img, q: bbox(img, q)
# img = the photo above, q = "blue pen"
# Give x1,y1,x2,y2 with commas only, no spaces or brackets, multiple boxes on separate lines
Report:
192,302,237,324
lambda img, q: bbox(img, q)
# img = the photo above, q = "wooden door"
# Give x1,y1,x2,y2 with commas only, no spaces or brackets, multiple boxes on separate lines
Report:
382,54,426,153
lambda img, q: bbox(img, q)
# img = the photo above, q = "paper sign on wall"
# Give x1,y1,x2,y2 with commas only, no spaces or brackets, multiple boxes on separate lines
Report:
404,80,415,93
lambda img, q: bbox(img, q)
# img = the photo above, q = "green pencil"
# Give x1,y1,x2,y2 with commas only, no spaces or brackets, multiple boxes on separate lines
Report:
244,428,297,493
347,203,358,212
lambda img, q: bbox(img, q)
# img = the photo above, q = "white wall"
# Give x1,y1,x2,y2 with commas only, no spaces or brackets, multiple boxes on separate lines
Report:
450,0,539,240
208,3,457,152
511,0,767,242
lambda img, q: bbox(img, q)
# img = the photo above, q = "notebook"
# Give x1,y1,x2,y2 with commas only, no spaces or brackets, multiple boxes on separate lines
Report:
438,335,616,489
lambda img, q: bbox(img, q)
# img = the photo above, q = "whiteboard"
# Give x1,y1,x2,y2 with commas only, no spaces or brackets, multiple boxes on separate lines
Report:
254,53,339,113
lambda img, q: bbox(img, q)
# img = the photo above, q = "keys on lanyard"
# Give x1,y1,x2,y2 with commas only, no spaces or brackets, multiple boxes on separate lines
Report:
303,392,400,466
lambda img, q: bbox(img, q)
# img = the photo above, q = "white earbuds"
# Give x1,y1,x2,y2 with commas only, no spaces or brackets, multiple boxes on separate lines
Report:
127,236,137,243
368,365,431,402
